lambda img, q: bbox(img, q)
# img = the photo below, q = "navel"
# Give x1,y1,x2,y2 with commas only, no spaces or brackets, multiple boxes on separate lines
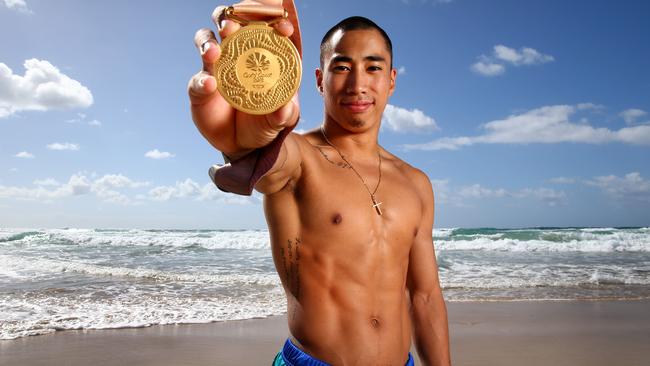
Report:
370,316,381,328
332,213,343,225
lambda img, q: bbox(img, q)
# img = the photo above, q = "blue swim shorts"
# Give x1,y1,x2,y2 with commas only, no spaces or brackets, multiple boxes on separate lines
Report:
272,338,415,366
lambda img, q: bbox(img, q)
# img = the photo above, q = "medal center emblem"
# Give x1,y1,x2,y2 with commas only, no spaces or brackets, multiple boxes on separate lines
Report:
237,48,280,94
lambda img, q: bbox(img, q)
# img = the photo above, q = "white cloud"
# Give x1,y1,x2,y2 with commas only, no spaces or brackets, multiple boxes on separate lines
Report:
397,66,406,75
0,173,90,202
47,142,79,151
0,173,148,205
493,45,554,66
0,59,92,118
0,173,254,206
14,151,34,159
548,177,576,184
404,104,650,151
145,149,175,160
458,184,508,199
517,187,567,207
430,179,566,207
147,179,252,204
3,0,31,13
586,172,650,203
471,45,553,77
407,136,473,151
33,178,60,186
620,108,647,125
66,112,102,127
470,60,505,77
382,104,439,133
93,174,149,190
91,174,149,205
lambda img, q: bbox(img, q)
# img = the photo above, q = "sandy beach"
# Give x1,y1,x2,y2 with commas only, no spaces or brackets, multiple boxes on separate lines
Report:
1,299,648,366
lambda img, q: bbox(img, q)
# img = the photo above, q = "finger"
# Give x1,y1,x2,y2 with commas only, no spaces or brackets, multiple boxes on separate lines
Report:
193,28,221,73
266,94,300,130
212,6,241,40
217,19,241,40
188,71,217,103
194,28,217,53
273,19,294,38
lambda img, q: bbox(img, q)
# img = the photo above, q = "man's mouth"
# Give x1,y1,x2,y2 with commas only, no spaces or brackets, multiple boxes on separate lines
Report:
341,100,373,113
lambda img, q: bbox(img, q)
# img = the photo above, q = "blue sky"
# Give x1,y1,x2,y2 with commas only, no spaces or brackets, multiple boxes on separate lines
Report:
1,0,649,229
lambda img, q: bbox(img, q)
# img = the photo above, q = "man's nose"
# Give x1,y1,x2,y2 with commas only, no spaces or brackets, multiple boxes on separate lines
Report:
345,68,367,94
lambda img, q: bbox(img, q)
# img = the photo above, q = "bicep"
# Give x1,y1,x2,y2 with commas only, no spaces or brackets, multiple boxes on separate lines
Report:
254,133,303,195
407,176,442,297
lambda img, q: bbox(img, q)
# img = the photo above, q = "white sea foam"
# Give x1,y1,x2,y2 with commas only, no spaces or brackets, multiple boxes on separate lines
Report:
436,234,650,252
439,260,650,290
0,254,280,286
5,229,273,251
581,227,617,232
432,228,456,238
4,228,649,252
0,289,286,340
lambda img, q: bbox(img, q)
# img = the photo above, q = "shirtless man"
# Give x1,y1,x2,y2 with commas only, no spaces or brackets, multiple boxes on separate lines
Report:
189,4,450,365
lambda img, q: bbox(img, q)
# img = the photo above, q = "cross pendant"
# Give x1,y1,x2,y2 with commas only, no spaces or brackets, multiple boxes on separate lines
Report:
372,198,383,216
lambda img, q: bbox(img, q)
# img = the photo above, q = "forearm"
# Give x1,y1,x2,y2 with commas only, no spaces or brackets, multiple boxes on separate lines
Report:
411,289,451,366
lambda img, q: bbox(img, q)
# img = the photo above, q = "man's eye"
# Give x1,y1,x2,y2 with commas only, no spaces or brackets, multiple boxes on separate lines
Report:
333,65,350,71
368,66,382,72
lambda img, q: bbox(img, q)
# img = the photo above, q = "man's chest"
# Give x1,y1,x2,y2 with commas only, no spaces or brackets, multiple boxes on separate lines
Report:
296,159,422,246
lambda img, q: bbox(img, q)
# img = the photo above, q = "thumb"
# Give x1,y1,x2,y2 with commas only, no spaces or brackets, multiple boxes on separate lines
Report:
266,94,300,130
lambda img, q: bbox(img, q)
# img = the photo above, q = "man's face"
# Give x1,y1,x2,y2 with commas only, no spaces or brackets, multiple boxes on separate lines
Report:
316,29,396,131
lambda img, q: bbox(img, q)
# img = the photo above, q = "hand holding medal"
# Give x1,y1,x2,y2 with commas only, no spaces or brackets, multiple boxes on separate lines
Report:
215,5,302,115
189,1,302,157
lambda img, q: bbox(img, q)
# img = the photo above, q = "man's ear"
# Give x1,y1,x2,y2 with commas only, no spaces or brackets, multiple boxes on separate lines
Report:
315,68,324,95
389,67,397,96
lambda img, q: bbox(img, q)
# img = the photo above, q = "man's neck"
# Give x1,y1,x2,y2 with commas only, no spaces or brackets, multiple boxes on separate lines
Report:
321,121,381,161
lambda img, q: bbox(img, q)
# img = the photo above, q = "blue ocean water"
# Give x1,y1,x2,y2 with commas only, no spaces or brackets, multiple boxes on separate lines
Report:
1,227,649,339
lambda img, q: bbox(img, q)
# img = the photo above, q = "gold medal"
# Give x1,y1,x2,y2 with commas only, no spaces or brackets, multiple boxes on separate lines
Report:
215,13,302,115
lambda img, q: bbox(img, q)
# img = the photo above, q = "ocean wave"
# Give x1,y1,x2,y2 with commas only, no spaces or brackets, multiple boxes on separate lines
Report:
0,254,280,286
1,228,273,251
4,228,650,252
438,258,650,289
0,229,45,243
0,290,286,340
432,228,456,238
435,231,650,252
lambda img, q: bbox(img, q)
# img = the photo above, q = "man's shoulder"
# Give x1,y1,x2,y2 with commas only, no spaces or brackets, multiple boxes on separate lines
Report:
382,150,429,182
382,149,433,199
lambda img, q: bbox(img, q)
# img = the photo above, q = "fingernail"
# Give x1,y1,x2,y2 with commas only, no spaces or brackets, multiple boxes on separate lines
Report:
201,41,211,55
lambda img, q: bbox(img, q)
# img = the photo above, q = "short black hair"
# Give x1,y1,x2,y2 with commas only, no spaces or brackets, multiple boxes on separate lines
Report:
319,16,393,69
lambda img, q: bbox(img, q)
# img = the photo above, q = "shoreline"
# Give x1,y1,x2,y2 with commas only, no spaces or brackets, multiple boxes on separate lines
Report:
1,299,649,366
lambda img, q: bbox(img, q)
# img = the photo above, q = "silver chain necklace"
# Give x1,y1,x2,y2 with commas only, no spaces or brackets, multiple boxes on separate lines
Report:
320,126,383,215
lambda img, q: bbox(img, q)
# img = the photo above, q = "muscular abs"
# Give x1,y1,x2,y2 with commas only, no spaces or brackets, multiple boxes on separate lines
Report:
264,132,423,365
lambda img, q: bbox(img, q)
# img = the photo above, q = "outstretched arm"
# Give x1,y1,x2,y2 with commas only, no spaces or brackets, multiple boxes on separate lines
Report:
407,172,451,366
188,2,302,195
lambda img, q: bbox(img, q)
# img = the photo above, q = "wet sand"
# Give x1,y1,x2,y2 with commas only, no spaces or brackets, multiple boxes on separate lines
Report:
1,300,648,366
